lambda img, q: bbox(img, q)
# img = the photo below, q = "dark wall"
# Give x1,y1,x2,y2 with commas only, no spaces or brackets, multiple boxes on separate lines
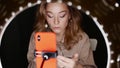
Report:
0,5,37,68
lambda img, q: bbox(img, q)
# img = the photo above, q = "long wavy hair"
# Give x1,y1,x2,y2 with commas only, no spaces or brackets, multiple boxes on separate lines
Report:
34,0,84,50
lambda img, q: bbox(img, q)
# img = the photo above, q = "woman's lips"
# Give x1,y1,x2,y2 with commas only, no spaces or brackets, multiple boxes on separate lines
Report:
53,27,60,29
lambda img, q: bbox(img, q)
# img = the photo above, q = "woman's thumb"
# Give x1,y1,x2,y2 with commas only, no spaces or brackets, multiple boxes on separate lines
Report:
72,53,79,61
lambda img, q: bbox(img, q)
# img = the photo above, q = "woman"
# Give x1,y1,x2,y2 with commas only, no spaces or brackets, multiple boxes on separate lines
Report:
27,0,97,68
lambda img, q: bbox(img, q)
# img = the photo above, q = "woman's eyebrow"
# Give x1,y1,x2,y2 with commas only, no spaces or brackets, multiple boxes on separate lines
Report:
46,11,53,13
46,10,67,14
59,10,67,13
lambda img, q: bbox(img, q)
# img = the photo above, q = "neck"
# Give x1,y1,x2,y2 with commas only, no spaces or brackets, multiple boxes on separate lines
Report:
56,32,64,43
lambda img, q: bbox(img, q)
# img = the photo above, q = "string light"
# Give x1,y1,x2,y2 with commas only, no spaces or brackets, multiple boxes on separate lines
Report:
11,12,15,16
108,42,112,46
110,51,114,54
86,10,90,15
37,0,41,4
115,2,119,7
93,17,97,21
67,1,72,6
77,5,82,10
110,60,115,64
19,6,23,11
27,2,32,7
46,0,51,3
0,26,3,30
117,54,120,62
5,18,9,22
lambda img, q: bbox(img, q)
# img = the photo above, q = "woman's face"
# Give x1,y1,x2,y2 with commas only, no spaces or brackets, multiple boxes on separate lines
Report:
45,2,70,35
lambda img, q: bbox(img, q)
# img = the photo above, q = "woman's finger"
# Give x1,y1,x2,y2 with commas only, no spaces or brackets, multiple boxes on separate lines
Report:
72,53,79,61
57,56,73,63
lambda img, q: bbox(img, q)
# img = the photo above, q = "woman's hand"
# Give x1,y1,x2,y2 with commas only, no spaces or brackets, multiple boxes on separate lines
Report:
57,54,79,68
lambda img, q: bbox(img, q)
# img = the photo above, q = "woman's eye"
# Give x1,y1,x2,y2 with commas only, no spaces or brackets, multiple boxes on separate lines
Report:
47,15,53,18
60,14,66,18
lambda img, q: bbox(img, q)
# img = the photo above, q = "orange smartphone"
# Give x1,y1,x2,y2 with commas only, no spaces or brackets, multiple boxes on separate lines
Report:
35,32,57,68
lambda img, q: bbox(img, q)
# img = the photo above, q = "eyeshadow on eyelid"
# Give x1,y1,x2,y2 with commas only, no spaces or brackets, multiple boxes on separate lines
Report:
60,13,66,17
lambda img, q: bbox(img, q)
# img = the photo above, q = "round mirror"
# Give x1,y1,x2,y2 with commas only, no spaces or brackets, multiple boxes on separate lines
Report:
0,1,111,68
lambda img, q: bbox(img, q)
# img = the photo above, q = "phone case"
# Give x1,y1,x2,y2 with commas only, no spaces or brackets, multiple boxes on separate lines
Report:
35,32,57,68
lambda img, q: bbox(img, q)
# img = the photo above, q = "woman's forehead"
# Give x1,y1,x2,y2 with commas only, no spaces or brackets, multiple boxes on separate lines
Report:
46,3,69,12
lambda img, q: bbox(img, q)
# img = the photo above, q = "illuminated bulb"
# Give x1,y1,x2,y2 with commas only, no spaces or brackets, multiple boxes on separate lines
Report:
93,17,97,21
101,25,103,28
0,26,3,29
108,42,112,46
67,1,72,6
37,0,41,4
110,60,114,63
19,7,23,11
110,51,114,54
115,2,119,7
28,2,32,7
86,10,90,15
11,12,15,16
47,0,51,3
117,55,120,62
105,33,108,37
5,18,9,22
77,5,81,10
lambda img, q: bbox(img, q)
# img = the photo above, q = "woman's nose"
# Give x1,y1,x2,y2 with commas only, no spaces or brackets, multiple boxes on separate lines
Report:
54,17,59,25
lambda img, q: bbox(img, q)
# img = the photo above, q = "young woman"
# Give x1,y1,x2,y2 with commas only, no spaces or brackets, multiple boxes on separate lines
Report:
27,0,97,68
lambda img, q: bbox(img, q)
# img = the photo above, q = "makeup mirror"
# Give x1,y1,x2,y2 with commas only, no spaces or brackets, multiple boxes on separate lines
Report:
0,1,111,68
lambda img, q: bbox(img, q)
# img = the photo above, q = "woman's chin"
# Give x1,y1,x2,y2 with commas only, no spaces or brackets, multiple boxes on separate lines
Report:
53,30,61,34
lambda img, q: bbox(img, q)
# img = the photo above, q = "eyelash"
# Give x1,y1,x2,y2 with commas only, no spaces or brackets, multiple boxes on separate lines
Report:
60,14,66,18
47,15,53,18
47,14,66,18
